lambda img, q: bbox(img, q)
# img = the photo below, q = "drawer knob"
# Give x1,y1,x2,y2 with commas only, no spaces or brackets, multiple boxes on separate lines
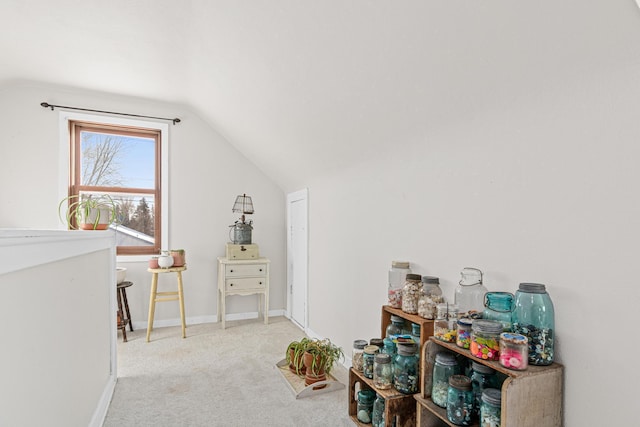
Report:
259,268,263,272
259,281,263,285
230,283,234,286
230,269,234,272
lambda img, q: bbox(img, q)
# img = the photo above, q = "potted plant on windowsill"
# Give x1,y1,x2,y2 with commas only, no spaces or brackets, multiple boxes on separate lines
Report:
302,338,344,387
58,194,118,230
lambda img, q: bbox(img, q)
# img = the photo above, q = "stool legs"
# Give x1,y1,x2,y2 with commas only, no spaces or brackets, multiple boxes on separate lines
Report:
177,271,186,338
146,273,159,342
121,287,133,332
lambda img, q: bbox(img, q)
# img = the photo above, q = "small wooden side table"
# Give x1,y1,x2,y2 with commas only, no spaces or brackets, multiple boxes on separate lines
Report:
146,266,187,342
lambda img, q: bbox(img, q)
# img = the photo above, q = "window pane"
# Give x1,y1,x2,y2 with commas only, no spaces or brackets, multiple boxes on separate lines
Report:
80,131,155,189
112,193,156,247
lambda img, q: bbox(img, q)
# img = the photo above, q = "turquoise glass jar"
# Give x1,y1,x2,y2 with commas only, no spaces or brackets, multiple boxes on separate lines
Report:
357,389,375,424
470,362,498,418
512,283,555,365
480,388,502,427
382,337,397,358
393,342,419,394
446,375,473,426
431,351,460,407
372,393,385,427
363,345,379,379
482,292,514,331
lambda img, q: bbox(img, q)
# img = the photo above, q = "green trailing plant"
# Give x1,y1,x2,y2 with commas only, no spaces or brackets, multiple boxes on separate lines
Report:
285,337,312,376
58,194,118,230
303,338,344,376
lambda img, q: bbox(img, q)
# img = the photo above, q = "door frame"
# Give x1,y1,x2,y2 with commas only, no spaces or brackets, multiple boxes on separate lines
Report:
286,188,308,330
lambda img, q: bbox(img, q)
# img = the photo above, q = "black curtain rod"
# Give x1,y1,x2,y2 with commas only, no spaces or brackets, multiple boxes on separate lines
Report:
40,102,181,125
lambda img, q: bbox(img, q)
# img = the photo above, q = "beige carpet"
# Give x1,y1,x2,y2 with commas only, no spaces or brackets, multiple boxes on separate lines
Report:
103,316,353,427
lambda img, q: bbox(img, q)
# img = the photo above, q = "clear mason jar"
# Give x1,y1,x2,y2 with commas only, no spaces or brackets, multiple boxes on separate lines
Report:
385,315,405,338
456,318,473,349
418,276,445,319
434,303,459,343
480,388,502,427
373,353,393,390
393,342,419,394
499,332,529,370
512,282,555,365
454,267,487,317
401,274,422,314
388,261,411,308
431,351,460,407
363,345,379,379
482,292,514,332
470,320,502,361
357,389,375,424
352,339,368,372
446,375,473,426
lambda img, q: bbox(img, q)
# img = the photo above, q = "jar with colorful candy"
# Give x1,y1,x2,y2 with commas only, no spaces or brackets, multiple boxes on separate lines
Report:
470,320,502,361
512,282,555,365
456,318,473,349
434,303,458,343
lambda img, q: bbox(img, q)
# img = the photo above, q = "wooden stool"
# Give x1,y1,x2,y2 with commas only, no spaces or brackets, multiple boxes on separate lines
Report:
116,281,134,342
146,266,187,342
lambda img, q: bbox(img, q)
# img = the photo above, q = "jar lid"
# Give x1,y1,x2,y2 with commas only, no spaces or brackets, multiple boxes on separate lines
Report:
406,273,422,281
472,319,503,334
364,345,379,354
375,353,391,364
370,338,384,347
392,261,410,269
500,332,528,344
390,315,404,323
448,375,472,390
472,361,496,375
481,388,502,406
457,318,473,327
421,276,440,284
353,339,367,349
435,351,457,365
396,342,417,356
518,282,547,293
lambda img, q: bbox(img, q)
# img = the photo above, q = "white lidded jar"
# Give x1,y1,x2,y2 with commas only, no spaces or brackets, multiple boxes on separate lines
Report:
388,261,411,308
454,267,487,317
158,251,174,269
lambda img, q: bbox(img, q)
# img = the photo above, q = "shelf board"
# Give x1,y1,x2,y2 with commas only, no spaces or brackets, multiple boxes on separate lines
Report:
415,395,479,427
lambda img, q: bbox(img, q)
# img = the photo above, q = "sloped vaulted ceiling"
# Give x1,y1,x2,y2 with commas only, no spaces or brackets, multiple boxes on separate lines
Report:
1,1,640,189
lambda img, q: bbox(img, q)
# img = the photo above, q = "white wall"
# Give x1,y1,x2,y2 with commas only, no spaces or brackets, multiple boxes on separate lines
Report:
299,60,639,424
0,81,286,327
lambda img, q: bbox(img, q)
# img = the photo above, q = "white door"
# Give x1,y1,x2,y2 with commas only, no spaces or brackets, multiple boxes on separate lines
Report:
287,189,308,330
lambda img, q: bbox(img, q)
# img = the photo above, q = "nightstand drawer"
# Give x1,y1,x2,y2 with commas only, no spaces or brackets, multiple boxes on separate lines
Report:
225,277,266,291
225,263,267,277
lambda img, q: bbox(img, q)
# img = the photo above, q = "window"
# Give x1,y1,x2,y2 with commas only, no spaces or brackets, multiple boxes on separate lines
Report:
68,120,162,255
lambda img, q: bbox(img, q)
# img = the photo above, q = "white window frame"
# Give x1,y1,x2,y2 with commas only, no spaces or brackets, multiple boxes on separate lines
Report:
58,111,169,262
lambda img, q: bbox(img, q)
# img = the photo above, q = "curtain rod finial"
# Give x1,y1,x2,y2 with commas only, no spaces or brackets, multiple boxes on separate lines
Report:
173,118,181,125
40,102,54,110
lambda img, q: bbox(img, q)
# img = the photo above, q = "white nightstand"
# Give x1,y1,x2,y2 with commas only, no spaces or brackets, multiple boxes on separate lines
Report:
217,257,270,329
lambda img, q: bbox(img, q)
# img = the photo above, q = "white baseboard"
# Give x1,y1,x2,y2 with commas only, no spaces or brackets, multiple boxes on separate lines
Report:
89,373,117,427
131,309,286,330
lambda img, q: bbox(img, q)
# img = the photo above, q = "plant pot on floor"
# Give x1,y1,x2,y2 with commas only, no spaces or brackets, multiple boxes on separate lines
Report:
303,351,327,388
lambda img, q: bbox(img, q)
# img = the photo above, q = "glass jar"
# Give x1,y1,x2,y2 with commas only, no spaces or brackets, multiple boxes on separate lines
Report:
401,274,422,314
418,276,445,319
431,351,460,407
446,375,473,426
385,315,405,338
499,332,529,370
480,388,502,427
382,337,396,358
370,338,384,349
483,292,514,331
357,389,375,424
470,320,502,361
470,362,498,418
512,282,555,365
373,353,393,390
352,339,368,372
456,318,473,349
363,345,379,379
434,303,458,343
372,393,385,427
393,342,419,394
388,261,411,308
454,267,487,317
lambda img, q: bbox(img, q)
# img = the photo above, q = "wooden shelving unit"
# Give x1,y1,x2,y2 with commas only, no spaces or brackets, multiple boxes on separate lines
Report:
380,305,435,350
349,367,417,427
417,337,563,427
